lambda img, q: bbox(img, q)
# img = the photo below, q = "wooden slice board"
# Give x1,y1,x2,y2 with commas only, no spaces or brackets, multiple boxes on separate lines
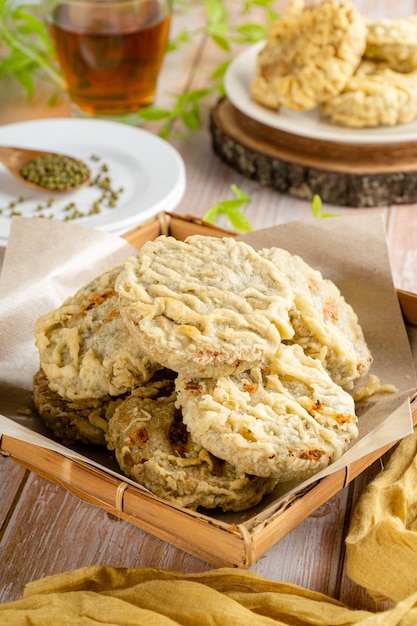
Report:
210,97,417,207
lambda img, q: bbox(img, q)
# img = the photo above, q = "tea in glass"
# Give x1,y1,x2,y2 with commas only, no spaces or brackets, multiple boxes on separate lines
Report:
46,0,172,116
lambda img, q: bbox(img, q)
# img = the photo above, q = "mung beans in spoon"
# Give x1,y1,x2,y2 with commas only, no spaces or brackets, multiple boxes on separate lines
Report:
0,146,91,192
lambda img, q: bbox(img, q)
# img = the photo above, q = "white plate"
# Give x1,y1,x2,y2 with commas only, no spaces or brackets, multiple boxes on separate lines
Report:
0,118,186,246
225,42,417,146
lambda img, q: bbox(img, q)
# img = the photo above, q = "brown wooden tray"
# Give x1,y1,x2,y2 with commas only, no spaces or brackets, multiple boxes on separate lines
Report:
210,97,417,207
1,212,416,567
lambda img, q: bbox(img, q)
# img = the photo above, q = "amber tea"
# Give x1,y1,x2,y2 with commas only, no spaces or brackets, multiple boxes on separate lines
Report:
47,0,171,116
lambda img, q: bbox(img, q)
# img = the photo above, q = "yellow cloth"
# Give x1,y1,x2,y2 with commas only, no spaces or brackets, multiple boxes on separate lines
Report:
4,433,417,622
346,428,417,603
2,566,417,625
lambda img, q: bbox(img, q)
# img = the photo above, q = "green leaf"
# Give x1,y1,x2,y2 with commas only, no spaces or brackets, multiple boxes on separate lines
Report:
0,0,63,96
230,184,251,201
158,123,172,140
205,0,228,24
312,194,322,218
210,59,230,81
227,209,252,232
47,90,61,106
14,9,47,35
311,194,342,219
0,53,34,74
203,184,253,232
235,22,268,42
181,107,200,130
243,0,277,10
216,82,226,97
167,27,194,52
202,206,220,224
265,7,279,22
243,0,278,22
208,32,230,51
13,68,35,99
178,88,211,105
136,106,172,121
213,199,248,212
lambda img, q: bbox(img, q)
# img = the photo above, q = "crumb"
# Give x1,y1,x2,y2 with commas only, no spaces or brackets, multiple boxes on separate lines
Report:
353,374,398,402
16,406,33,417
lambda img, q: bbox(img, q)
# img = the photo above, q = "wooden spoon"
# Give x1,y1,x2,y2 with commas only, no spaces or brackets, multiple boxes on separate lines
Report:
0,145,91,192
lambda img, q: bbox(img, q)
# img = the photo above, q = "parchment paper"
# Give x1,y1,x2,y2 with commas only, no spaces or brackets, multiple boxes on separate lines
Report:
0,213,415,509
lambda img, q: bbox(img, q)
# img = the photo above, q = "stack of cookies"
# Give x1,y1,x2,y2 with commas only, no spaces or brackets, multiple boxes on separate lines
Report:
251,0,417,128
33,235,372,512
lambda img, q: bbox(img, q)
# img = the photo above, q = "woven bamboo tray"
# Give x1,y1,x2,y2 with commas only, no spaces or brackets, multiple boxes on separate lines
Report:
1,212,417,568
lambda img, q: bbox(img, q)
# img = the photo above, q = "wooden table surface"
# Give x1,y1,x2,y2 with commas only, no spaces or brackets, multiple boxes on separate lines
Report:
1,0,417,611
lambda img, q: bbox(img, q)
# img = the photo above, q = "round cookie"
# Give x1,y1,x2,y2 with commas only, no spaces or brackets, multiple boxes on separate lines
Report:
107,378,277,511
35,265,162,402
116,235,294,378
250,0,367,112
259,246,372,389
365,16,417,73
33,369,124,445
321,60,417,127
176,343,358,481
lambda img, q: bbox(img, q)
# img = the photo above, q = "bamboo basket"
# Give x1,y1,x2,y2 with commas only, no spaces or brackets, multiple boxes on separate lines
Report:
1,212,416,568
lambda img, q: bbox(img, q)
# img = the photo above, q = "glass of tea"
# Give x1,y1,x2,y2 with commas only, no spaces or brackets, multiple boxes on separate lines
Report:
44,0,172,117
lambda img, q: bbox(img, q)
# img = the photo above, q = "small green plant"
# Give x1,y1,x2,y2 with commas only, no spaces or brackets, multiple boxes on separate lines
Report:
0,0,277,133
136,88,212,139
203,184,252,232
311,194,341,219
0,0,63,99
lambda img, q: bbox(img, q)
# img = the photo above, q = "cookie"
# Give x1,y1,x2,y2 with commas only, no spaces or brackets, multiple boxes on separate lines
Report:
35,265,162,402
33,369,124,445
107,377,277,511
250,0,367,111
321,60,417,127
116,235,294,378
365,16,417,72
259,246,372,389
176,343,358,481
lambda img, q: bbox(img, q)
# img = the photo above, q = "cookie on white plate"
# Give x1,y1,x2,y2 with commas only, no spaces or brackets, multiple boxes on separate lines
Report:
251,0,367,111
321,60,417,127
365,15,417,73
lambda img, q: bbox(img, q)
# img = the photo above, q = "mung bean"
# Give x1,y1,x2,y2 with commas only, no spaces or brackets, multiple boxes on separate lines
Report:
20,154,90,191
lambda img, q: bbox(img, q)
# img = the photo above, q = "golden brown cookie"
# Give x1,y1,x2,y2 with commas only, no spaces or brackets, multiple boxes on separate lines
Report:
251,0,367,111
365,16,417,72
33,369,124,445
107,377,277,511
35,265,162,402
259,246,372,389
116,235,294,378
176,344,358,481
321,60,417,127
